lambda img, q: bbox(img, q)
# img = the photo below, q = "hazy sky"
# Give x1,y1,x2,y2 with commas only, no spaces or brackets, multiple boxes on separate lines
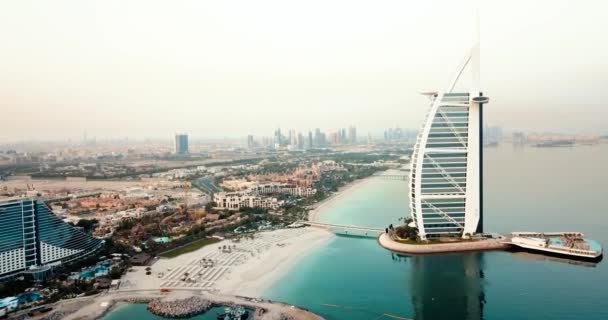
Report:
1,0,607,142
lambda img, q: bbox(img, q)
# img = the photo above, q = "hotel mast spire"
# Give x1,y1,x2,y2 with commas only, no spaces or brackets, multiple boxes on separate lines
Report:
410,11,489,240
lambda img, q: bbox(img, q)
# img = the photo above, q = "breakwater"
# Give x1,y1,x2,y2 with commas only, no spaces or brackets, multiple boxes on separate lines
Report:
147,297,213,318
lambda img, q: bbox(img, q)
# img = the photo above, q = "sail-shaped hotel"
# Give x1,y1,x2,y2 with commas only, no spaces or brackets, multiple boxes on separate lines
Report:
409,43,489,240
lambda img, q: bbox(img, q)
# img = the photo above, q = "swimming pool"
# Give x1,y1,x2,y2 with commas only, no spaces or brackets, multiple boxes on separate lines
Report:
153,237,171,244
78,263,112,279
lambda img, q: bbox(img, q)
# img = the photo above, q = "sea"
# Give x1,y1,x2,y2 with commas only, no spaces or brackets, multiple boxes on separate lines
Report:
104,144,608,320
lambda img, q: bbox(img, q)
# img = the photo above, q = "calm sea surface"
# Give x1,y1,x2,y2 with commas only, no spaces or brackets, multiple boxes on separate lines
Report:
106,144,608,320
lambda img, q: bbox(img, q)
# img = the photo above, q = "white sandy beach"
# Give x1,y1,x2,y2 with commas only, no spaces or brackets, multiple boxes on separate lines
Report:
119,173,392,299
120,227,332,298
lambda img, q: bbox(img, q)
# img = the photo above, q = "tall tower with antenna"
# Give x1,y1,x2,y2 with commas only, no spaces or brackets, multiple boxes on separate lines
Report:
409,18,489,240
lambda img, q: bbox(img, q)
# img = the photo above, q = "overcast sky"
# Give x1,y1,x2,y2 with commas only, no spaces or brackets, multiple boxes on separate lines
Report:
1,0,607,142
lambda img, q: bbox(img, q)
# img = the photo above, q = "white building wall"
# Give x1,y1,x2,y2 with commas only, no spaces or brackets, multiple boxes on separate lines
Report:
0,248,25,275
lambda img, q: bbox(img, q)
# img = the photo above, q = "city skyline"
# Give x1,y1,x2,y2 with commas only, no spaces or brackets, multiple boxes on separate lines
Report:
2,0,608,142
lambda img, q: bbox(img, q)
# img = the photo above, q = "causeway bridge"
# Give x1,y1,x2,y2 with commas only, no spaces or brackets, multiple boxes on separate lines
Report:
297,221,384,238
372,172,408,181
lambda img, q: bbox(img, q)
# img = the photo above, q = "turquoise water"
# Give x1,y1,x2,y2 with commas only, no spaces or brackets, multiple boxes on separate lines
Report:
105,145,608,320
265,145,608,320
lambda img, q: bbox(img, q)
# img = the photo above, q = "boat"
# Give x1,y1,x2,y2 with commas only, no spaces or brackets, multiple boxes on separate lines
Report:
217,306,249,320
508,232,603,261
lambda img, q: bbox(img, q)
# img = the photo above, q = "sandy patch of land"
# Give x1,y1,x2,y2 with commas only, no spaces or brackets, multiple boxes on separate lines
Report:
0,178,141,192
120,227,332,298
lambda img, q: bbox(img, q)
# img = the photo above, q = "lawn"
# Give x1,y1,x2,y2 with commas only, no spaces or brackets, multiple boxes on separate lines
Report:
158,237,221,258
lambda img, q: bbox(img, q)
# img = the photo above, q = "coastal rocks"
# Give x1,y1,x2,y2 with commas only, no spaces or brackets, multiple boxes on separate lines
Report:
147,297,213,318
277,314,296,320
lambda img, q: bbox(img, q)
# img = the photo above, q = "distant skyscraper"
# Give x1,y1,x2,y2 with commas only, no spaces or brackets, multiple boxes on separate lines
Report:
314,128,322,147
0,199,103,281
329,132,339,145
274,128,284,147
409,42,489,240
297,133,304,149
247,135,255,149
289,129,297,146
174,133,189,154
348,126,357,144
308,131,313,149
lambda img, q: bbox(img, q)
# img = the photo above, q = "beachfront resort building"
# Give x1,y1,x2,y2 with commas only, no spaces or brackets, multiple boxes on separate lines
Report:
0,198,103,281
213,192,284,211
409,42,489,240
250,183,316,197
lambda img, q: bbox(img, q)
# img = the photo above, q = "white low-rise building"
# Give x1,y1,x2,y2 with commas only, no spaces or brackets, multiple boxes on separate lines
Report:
213,192,284,211
250,183,316,197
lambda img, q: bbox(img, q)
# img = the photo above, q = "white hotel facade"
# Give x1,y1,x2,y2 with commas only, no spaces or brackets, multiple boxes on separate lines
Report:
409,43,489,240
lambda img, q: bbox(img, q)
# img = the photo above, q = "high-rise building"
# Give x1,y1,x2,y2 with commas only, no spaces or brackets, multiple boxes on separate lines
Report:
329,132,340,145
247,135,255,149
308,131,313,149
174,133,189,154
409,42,489,240
297,133,304,149
274,128,284,147
289,129,297,147
348,126,357,144
314,128,322,147
0,199,103,281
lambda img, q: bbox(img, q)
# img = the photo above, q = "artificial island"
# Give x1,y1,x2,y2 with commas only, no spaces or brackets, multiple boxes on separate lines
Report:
375,41,603,261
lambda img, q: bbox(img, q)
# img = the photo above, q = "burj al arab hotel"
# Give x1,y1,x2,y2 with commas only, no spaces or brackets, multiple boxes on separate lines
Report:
409,42,489,240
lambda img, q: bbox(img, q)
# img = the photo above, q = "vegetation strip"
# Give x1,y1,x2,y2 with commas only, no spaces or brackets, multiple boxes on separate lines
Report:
158,238,221,258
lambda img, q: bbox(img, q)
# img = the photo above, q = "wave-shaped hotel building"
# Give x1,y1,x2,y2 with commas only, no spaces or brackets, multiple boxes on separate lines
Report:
0,198,103,281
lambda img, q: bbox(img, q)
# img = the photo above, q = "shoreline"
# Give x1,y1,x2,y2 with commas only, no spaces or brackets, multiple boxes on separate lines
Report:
117,227,333,299
58,290,324,320
63,173,388,319
307,177,372,223
217,228,333,298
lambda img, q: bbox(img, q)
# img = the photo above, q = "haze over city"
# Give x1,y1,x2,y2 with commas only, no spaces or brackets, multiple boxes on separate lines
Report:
2,1,608,320
2,0,608,142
